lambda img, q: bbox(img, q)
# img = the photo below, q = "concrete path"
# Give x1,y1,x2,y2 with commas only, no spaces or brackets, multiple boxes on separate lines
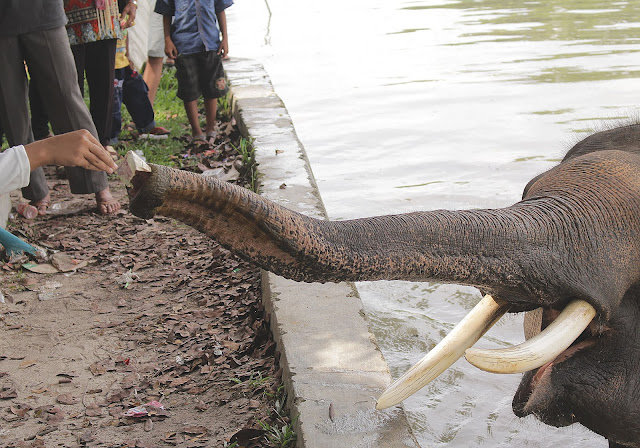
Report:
225,58,418,448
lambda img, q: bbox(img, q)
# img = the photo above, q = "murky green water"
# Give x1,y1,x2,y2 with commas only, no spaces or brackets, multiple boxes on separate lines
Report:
230,1,640,446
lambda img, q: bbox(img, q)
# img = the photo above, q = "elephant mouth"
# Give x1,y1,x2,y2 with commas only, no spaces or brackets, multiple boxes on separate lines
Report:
512,314,599,419
376,296,597,410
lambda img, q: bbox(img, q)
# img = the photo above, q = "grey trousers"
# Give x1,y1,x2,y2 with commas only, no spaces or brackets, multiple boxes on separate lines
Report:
0,26,107,202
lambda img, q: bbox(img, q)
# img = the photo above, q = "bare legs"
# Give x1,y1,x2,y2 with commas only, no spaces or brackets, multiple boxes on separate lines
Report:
204,97,216,136
184,100,201,137
184,97,217,138
142,56,163,106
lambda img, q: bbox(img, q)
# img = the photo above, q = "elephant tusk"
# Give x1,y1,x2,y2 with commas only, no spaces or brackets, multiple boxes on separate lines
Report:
375,294,509,410
464,299,596,374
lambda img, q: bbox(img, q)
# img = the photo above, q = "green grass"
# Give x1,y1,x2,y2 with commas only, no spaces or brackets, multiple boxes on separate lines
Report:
259,421,297,448
114,67,235,167
231,136,258,192
231,371,297,448
258,383,297,448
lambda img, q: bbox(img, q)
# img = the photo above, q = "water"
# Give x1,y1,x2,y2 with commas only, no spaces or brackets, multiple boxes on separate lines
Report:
229,1,640,446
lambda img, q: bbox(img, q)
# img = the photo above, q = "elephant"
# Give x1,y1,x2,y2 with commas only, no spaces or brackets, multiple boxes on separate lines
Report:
123,123,640,448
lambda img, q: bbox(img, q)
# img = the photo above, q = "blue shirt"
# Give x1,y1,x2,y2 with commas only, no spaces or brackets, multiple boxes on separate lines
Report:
155,0,233,55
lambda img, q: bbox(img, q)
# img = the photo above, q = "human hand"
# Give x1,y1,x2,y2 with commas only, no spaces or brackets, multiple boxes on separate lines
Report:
217,37,229,59
164,37,178,59
24,130,117,173
121,1,137,29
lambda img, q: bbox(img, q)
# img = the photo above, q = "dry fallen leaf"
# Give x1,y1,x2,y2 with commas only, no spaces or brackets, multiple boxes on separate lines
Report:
19,359,37,369
85,404,102,417
46,407,65,424
57,393,77,405
195,400,209,411
79,430,94,443
51,252,88,272
10,404,31,418
183,425,208,435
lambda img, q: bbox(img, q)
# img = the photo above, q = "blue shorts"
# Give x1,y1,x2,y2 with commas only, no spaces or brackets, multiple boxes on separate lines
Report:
174,50,228,102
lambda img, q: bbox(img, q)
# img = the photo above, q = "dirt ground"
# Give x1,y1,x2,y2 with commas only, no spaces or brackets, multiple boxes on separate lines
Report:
0,145,286,447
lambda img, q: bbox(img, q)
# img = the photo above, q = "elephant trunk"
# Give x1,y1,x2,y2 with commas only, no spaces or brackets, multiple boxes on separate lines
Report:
125,151,640,408
128,163,585,306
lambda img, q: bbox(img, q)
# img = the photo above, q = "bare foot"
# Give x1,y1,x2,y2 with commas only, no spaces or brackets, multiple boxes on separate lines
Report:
30,193,50,216
95,188,121,215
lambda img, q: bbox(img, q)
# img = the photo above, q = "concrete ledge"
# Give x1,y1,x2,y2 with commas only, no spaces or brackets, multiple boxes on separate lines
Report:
225,58,418,448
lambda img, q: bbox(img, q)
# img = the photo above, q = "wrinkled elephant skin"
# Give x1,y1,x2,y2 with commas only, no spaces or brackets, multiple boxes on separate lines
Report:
128,124,640,448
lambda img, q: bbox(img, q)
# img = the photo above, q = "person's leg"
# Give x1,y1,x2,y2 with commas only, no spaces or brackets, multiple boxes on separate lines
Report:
184,100,202,137
79,38,120,214
200,51,229,141
23,29,106,191
142,57,163,106
23,28,118,214
144,11,165,106
70,43,87,97
28,76,52,140
108,68,125,144
174,54,203,138
83,39,116,145
122,67,156,132
203,97,216,136
0,34,49,206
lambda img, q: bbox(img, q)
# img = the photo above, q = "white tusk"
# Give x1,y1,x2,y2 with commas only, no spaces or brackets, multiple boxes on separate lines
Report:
376,294,508,410
464,299,596,374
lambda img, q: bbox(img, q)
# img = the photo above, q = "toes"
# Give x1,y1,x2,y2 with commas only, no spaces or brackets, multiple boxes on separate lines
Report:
98,200,121,215
30,194,51,216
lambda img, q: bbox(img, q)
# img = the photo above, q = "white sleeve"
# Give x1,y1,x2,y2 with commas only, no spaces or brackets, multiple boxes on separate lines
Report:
0,145,31,195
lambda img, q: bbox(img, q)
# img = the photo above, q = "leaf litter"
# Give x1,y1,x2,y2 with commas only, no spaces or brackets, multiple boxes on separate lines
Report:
0,118,289,447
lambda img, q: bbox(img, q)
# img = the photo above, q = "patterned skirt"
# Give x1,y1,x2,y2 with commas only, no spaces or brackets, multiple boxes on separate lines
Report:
64,0,123,45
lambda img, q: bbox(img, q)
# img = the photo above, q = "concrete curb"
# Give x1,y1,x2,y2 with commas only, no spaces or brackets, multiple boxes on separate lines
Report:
225,58,418,448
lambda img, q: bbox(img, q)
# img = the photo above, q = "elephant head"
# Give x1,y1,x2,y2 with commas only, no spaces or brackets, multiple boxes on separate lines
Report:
124,123,640,448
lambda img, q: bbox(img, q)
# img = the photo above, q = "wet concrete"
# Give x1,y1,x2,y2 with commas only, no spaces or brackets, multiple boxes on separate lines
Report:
225,57,419,448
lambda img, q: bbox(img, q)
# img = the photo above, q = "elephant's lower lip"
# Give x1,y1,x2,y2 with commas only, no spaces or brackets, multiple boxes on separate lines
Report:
530,338,595,387
521,337,597,411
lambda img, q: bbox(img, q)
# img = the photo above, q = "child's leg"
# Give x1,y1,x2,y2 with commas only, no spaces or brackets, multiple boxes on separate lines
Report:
199,51,228,139
108,68,125,144
174,54,203,138
184,99,203,137
122,67,155,133
203,97,217,136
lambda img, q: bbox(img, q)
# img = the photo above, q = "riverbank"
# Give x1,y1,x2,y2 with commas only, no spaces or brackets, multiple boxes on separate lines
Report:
225,57,418,448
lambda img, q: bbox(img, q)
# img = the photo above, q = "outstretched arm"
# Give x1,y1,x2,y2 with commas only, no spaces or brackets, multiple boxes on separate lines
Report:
0,130,116,195
24,130,117,173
